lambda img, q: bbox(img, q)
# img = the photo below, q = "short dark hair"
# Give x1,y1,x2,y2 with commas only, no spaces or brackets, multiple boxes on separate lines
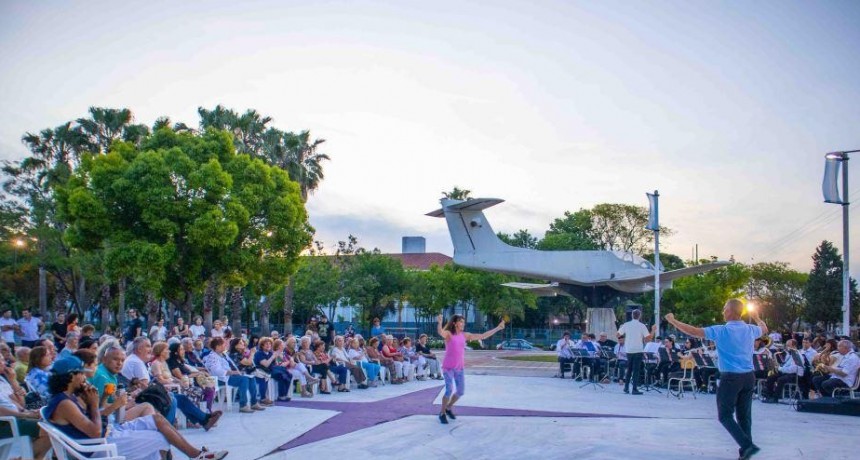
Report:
73,349,97,367
29,346,49,370
48,372,76,396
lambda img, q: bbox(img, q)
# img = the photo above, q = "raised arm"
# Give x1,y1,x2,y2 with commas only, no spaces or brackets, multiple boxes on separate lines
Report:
465,320,506,341
664,313,705,339
749,310,768,336
436,315,450,341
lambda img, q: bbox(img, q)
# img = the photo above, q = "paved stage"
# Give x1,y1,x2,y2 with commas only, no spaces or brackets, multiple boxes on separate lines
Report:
175,368,854,460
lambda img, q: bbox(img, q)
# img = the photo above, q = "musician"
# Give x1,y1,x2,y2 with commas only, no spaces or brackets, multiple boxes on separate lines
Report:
752,337,772,380
761,339,801,403
555,331,576,378
680,338,709,391
597,332,617,349
655,338,680,386
613,335,627,383
664,299,767,460
573,334,603,381
812,339,860,397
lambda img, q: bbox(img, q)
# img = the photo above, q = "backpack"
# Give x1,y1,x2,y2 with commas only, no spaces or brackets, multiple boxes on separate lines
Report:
135,382,172,417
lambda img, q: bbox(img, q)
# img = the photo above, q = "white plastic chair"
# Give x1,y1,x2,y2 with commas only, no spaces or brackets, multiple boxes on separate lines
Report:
38,421,125,460
833,367,860,399
0,416,34,460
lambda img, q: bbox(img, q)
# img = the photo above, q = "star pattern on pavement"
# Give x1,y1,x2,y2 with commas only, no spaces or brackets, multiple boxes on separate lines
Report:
271,384,645,453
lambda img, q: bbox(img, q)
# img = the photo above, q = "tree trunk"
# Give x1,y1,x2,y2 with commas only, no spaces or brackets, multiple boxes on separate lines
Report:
203,276,217,331
260,295,271,336
230,287,243,334
54,281,67,319
145,292,159,326
39,266,48,318
117,278,126,328
283,278,295,335
167,301,175,329
182,293,193,324
76,274,86,316
100,283,111,329
217,288,227,323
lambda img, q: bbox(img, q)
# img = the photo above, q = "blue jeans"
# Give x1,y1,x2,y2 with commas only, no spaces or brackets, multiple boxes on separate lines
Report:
175,393,208,425
227,375,258,407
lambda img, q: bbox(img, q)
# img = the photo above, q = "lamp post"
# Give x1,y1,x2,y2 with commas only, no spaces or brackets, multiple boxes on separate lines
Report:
823,150,860,337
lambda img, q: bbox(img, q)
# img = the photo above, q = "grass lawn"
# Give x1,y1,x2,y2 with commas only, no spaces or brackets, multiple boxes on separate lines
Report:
498,355,558,363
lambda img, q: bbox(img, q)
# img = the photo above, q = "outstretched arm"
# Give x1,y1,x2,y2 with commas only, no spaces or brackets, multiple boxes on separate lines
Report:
664,313,705,339
436,315,450,341
466,320,506,341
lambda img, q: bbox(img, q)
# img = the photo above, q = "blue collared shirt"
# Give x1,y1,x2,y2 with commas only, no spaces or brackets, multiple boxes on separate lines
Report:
704,321,762,373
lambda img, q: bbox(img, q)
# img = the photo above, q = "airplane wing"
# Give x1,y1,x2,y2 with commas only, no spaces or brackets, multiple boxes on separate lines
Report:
659,262,732,283
502,282,572,297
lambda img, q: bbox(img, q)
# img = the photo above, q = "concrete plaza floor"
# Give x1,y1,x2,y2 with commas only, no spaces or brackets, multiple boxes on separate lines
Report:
174,371,855,460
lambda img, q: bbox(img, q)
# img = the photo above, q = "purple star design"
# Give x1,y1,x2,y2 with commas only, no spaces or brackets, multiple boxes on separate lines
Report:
271,385,644,453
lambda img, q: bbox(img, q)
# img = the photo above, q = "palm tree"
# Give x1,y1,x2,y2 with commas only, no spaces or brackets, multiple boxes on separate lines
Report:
77,107,148,153
443,186,472,200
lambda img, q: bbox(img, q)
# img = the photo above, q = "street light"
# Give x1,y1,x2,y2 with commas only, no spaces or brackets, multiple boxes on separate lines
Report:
746,302,756,325
822,149,860,337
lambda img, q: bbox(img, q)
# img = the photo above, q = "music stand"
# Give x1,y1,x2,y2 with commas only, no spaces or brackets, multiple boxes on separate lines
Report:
578,349,604,390
570,349,588,380
642,352,662,393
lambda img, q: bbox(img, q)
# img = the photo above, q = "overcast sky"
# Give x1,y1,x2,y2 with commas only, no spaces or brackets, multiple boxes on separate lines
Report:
2,0,860,272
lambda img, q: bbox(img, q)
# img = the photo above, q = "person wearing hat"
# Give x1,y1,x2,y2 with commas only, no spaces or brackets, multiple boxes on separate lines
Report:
44,356,228,460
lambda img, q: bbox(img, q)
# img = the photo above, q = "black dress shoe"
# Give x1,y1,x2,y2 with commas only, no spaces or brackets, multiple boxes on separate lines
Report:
623,388,629,394
439,413,448,424
446,409,456,420
631,390,644,395
740,444,760,459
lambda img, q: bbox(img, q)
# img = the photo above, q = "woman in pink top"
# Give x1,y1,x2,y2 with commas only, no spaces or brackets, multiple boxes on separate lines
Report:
436,314,505,424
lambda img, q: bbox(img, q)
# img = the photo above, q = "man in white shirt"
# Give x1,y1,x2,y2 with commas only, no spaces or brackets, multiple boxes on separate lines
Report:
0,310,17,351
122,337,153,386
813,340,860,397
761,339,801,403
16,308,43,348
555,331,575,378
617,309,656,395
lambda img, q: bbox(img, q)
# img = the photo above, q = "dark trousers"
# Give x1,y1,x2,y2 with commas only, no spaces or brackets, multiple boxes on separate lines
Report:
764,372,797,399
656,361,680,384
558,357,575,377
625,353,643,391
813,376,849,397
21,339,40,348
716,371,755,451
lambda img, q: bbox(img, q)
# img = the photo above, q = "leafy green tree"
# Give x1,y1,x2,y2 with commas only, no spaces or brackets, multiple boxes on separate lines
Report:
662,263,749,326
802,241,859,330
442,187,471,200
342,252,406,324
537,209,597,251
497,229,538,249
748,262,807,331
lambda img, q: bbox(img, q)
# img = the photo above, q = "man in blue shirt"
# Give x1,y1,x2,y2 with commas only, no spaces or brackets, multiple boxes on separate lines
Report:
664,299,767,460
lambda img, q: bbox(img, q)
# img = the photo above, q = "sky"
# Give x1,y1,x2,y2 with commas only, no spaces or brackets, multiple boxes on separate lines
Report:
2,0,860,273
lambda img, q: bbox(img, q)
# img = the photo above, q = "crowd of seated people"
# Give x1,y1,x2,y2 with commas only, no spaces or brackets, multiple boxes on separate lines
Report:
0,309,448,459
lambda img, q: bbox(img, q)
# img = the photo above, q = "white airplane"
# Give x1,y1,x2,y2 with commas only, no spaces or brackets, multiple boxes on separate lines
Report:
428,197,730,304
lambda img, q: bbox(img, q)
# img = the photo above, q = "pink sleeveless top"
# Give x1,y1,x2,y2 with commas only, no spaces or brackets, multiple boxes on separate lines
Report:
442,332,466,370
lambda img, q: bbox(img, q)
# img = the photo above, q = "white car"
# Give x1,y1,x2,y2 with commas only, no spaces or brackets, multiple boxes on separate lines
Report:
496,339,536,350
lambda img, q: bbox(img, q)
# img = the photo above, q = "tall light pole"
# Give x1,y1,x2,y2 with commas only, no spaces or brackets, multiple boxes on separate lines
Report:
823,150,860,337
646,190,660,336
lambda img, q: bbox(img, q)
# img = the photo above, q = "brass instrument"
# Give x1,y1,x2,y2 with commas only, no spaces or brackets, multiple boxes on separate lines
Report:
812,346,834,375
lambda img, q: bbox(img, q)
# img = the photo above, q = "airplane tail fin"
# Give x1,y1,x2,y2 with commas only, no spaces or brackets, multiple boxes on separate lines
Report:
427,198,518,255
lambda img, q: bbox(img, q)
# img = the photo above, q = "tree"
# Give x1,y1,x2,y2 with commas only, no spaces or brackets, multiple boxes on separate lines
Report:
497,229,538,249
803,241,859,331
748,262,807,331
342,252,406,324
662,263,749,326
442,187,471,200
540,209,596,251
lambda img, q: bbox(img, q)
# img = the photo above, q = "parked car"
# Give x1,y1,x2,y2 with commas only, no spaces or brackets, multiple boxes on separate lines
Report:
496,339,536,350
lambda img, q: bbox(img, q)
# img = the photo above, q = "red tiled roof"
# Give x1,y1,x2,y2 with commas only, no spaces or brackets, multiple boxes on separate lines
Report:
384,253,452,270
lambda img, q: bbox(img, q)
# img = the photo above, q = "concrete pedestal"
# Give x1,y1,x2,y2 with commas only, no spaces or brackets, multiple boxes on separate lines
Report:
586,308,617,337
